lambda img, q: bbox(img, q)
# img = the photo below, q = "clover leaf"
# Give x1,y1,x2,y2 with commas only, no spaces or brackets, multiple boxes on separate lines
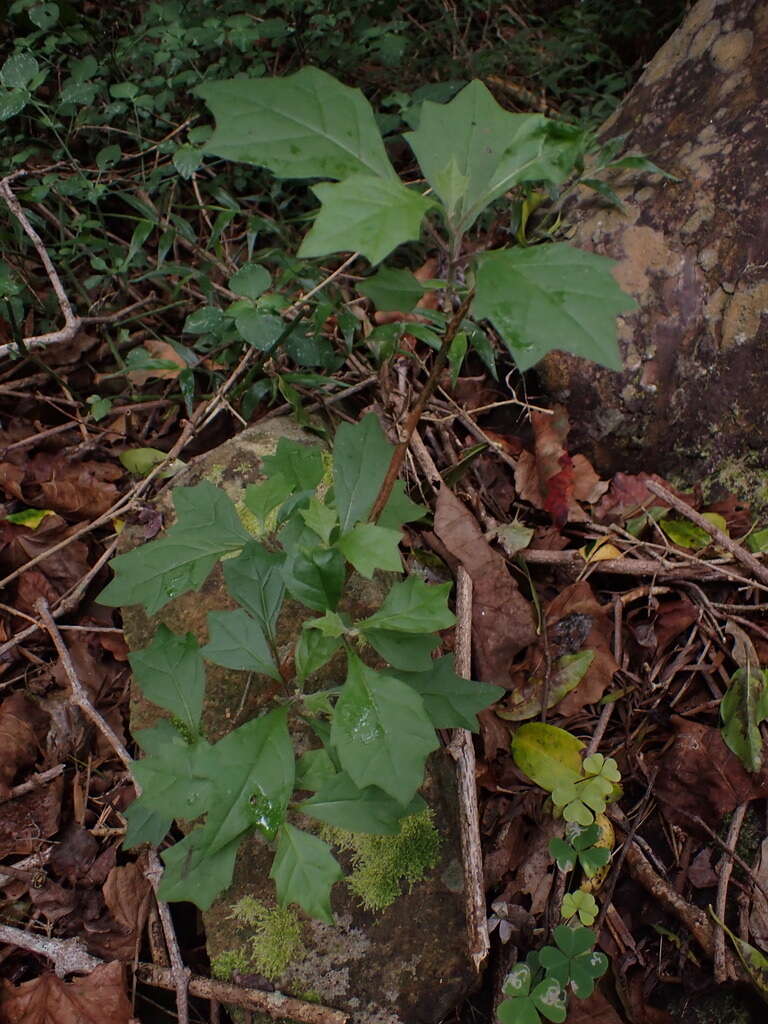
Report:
549,823,611,878
539,926,608,999
583,754,621,783
561,891,598,926
497,963,567,1024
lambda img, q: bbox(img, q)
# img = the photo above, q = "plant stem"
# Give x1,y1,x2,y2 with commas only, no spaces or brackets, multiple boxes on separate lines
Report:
368,289,474,523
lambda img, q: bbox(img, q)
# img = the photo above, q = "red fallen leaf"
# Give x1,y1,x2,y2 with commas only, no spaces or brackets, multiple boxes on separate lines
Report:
706,494,752,537
0,960,133,1024
594,471,694,522
544,451,574,529
16,569,60,617
514,406,607,526
655,717,768,828
0,452,123,519
434,486,536,685
0,693,49,797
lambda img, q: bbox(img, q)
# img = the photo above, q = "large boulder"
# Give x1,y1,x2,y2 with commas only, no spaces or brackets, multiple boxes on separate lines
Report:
120,417,476,1024
539,0,768,508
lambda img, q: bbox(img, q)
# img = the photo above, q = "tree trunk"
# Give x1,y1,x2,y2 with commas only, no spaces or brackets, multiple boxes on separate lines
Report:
539,0,768,508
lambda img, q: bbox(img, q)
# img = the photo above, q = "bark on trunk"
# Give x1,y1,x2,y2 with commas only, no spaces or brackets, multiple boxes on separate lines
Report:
539,0,768,508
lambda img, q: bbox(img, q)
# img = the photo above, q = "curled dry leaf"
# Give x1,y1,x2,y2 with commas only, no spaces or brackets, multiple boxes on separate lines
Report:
434,485,536,684
514,406,607,527
655,717,768,827
0,453,123,519
84,857,152,961
0,960,133,1024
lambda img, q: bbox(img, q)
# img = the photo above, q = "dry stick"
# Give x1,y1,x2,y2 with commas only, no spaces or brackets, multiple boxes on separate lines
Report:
368,291,474,523
145,849,192,1016
449,567,491,970
407,432,489,966
0,923,347,1024
0,923,102,977
0,535,120,658
0,764,66,806
34,599,191,1024
714,802,748,983
136,964,348,1024
36,598,133,772
678,812,768,903
621,834,744,979
0,176,154,357
645,480,768,588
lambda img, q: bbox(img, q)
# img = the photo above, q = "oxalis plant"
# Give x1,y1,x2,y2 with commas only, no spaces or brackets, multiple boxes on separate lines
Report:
493,723,621,1023
99,414,505,919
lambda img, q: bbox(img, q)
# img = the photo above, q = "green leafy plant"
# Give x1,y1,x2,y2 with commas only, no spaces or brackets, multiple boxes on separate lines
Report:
196,69,637,377
549,823,610,879
100,414,503,920
501,724,619,1022
720,665,768,773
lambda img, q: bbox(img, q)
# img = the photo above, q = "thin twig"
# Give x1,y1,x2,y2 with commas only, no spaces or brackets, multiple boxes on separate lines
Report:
369,291,474,522
36,598,134,772
448,566,490,970
0,923,102,977
35,599,190,1024
645,480,768,587
136,963,349,1024
0,764,66,806
146,849,192,1020
714,802,747,982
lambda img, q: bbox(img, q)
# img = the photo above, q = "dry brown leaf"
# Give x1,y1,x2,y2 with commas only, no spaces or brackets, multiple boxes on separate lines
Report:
565,988,624,1024
0,774,63,858
0,453,123,519
126,339,186,386
513,407,607,527
594,471,693,523
543,581,618,715
434,486,536,684
656,717,768,827
0,693,49,797
507,817,559,914
85,857,152,961
0,960,133,1024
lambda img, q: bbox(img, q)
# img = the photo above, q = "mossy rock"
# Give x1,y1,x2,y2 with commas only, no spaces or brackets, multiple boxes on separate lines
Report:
120,417,477,1023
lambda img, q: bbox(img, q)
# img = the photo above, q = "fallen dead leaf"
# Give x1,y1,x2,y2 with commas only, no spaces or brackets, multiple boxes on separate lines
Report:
514,406,607,527
507,817,559,914
126,339,186,386
84,857,152,961
50,825,99,885
594,472,693,523
434,485,536,684
0,693,50,797
543,581,618,715
0,960,133,1024
655,717,768,827
688,847,718,889
565,987,624,1024
0,453,123,519
0,774,63,858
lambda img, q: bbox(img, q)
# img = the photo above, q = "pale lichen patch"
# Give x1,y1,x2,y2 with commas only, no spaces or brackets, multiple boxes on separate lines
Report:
710,28,754,73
